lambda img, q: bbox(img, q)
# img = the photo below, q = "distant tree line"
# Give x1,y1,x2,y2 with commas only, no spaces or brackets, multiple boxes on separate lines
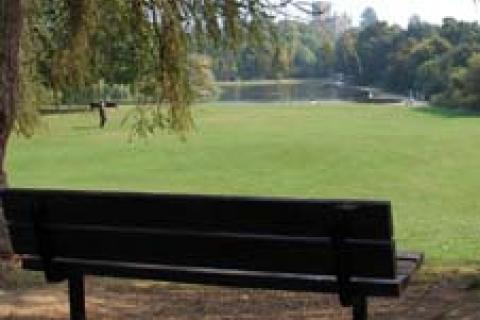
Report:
212,10,480,111
339,15,480,110
211,20,338,80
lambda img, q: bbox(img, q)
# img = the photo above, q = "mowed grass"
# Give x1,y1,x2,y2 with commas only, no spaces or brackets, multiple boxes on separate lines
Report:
6,102,480,266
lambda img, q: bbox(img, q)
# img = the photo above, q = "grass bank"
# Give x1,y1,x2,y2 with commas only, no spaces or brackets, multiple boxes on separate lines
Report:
7,102,480,266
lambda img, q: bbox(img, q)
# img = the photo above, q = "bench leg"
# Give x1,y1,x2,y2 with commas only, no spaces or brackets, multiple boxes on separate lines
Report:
352,295,367,320
68,274,86,320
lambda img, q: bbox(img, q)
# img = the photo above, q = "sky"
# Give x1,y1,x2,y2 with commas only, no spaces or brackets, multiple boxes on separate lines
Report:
328,0,480,27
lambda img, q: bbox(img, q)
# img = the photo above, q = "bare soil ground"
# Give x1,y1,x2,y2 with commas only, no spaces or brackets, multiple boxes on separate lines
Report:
0,267,479,320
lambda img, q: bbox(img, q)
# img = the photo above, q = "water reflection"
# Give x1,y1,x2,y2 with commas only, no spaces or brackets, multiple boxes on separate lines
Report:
217,80,403,103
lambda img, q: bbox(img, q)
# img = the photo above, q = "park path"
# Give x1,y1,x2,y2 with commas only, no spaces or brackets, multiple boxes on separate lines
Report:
0,269,479,319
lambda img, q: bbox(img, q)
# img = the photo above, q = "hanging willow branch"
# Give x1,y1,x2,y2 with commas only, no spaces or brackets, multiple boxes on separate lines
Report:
51,0,98,90
14,0,314,137
70,1,273,134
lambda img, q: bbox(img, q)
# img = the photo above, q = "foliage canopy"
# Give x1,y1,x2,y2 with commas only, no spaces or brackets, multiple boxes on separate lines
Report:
4,0,318,137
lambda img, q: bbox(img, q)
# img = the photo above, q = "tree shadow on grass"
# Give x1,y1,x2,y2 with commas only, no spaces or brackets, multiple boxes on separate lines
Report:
412,106,480,118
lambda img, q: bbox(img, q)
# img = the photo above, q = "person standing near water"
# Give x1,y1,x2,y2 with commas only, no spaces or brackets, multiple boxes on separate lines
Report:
406,89,414,107
99,100,107,128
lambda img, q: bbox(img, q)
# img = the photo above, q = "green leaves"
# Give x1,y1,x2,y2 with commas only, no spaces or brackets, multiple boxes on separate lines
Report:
8,0,339,138
42,0,276,137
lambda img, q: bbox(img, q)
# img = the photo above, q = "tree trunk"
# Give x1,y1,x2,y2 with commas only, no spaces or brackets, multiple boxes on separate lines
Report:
0,0,23,259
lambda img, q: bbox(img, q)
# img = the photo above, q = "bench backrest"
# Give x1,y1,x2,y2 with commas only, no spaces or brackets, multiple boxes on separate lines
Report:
2,189,396,280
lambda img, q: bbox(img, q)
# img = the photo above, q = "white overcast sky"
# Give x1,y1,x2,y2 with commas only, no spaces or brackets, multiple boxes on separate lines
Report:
328,0,480,27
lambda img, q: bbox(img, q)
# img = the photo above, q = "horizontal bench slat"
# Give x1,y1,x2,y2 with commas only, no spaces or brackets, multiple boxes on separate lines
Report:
9,224,396,278
2,189,393,240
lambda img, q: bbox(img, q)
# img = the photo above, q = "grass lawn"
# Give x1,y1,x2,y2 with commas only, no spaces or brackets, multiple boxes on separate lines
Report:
6,102,480,266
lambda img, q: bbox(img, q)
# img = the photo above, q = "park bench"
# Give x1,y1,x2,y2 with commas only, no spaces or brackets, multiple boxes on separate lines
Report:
1,188,423,320
89,101,118,110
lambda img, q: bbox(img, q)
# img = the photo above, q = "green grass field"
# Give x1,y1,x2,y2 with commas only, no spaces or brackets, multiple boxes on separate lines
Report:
6,102,480,266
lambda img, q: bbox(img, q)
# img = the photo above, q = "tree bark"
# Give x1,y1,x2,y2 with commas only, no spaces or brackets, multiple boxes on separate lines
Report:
0,0,23,259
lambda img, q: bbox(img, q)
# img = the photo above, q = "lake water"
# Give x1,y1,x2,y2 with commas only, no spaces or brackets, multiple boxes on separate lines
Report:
217,80,404,103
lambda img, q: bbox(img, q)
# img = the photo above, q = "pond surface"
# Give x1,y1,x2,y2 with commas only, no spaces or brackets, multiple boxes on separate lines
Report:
217,80,403,103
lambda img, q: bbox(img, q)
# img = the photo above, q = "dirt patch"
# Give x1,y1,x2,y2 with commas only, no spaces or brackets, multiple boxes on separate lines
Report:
0,268,479,319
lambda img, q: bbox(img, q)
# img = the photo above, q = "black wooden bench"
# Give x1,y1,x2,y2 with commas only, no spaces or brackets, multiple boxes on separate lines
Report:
89,101,118,110
1,188,423,320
